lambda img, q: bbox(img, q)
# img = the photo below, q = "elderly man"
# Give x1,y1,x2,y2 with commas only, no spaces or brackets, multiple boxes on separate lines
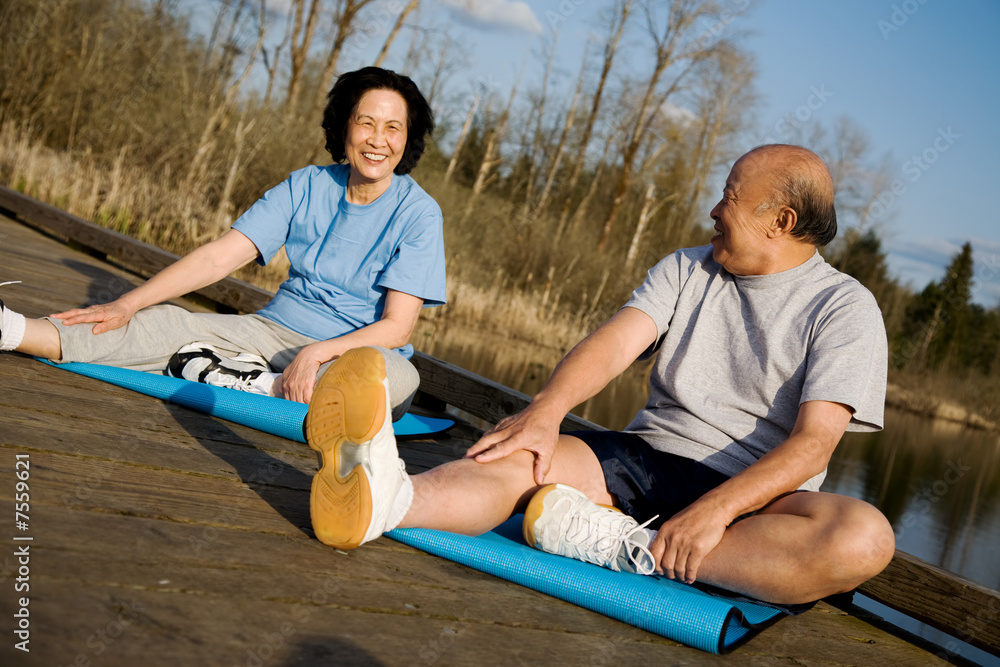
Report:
304,144,895,605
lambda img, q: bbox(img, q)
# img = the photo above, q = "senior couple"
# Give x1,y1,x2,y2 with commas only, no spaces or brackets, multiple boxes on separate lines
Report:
0,67,893,606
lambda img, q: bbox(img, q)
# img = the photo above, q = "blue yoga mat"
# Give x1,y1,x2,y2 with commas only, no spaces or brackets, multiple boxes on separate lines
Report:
387,516,785,654
39,359,454,440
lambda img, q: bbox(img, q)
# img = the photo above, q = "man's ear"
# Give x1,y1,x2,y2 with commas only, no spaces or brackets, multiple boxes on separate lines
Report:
768,206,797,238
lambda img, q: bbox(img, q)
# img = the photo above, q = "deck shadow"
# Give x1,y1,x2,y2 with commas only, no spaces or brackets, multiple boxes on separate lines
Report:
62,258,141,306
162,401,315,538
276,635,385,666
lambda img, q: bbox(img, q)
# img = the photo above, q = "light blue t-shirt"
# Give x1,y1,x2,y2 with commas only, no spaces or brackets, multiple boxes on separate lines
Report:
232,164,447,358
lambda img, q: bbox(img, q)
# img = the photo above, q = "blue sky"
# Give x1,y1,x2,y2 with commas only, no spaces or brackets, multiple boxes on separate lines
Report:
185,0,999,305
370,0,1000,306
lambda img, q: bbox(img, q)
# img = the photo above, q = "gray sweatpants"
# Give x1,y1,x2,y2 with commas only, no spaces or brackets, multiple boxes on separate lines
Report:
49,304,419,419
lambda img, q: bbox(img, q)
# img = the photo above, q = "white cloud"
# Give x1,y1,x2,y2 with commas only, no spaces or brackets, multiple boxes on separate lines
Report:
885,236,1000,306
438,0,542,34
661,102,697,126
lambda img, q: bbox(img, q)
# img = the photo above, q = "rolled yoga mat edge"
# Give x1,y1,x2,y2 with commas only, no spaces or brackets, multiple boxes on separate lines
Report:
38,359,455,440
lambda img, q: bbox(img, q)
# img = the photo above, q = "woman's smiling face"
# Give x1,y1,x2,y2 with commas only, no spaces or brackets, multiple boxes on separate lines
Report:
344,88,409,194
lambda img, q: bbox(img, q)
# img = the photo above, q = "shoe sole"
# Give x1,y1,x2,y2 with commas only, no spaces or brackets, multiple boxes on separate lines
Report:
522,483,560,547
305,347,387,549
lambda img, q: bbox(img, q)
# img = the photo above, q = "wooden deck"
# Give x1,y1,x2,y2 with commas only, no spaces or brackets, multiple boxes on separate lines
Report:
0,209,972,665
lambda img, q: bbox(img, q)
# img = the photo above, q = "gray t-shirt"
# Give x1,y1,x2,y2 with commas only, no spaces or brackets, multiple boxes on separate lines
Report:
624,246,887,491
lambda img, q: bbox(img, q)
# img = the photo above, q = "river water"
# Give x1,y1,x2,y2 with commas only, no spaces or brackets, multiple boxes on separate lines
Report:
415,332,1000,663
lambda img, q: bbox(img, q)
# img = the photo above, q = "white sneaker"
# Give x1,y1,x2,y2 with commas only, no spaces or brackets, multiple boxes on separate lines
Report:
304,347,410,549
166,343,276,395
523,484,657,575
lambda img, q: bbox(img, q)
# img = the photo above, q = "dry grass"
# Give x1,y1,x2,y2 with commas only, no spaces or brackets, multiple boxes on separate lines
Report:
0,125,594,353
7,126,999,427
0,124,291,291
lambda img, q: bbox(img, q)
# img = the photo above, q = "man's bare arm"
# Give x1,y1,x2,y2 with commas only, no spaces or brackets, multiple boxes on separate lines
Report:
467,307,658,484
650,399,854,583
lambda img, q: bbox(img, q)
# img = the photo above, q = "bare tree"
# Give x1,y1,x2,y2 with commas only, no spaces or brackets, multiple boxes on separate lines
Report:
596,0,729,253
445,92,480,183
374,0,419,67
518,34,559,217
663,43,755,242
215,115,259,231
625,183,676,274
534,41,589,219
285,0,324,113
262,1,295,107
822,116,896,232
463,71,522,222
182,1,267,236
309,0,378,118
423,26,467,110
556,0,632,239
567,130,619,236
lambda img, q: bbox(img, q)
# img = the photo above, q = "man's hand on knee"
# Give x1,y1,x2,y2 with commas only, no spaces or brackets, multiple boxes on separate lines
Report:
465,406,561,485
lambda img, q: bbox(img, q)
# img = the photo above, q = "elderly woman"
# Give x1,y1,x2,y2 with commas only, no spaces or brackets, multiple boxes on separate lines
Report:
0,67,445,417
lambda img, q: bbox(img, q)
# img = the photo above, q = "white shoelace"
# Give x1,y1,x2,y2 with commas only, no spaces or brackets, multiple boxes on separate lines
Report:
558,497,658,574
216,370,275,395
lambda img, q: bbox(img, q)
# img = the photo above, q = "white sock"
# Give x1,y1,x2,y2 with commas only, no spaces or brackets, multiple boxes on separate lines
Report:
1,304,26,351
251,370,281,396
385,474,413,531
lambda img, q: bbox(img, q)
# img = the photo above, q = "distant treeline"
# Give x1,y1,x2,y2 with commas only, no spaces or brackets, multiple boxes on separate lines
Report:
1,0,997,416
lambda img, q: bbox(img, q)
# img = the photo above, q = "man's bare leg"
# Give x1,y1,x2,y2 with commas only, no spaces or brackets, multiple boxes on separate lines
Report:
399,434,611,536
401,435,893,605
666,491,895,604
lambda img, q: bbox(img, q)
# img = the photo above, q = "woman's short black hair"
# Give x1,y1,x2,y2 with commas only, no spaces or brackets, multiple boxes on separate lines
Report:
322,66,434,176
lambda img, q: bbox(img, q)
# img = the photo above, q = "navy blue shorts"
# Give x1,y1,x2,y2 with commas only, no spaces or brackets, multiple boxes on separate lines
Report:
570,430,734,530
572,430,818,614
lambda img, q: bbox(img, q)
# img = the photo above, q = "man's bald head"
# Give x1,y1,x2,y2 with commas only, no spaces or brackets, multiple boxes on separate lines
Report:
742,144,838,247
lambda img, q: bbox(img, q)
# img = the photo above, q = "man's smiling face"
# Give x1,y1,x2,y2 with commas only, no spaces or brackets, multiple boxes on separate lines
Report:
708,152,780,276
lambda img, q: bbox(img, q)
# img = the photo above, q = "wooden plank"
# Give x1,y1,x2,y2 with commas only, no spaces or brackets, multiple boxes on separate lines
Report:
412,350,604,432
0,189,991,659
0,184,271,314
31,528,669,642
859,550,1000,656
16,583,718,667
1,505,953,666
